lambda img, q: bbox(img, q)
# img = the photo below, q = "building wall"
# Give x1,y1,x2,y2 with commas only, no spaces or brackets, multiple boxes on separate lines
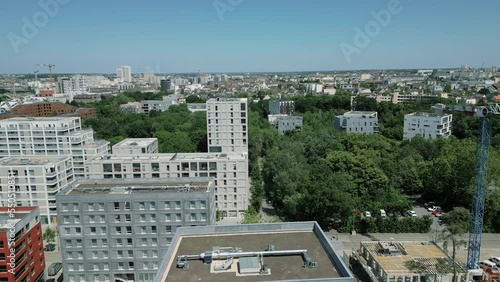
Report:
112,139,159,156
277,116,303,135
11,103,74,117
206,98,248,154
85,154,249,217
403,114,452,140
0,207,45,282
0,157,74,224
334,112,379,134
269,100,295,115
0,117,109,178
56,179,215,282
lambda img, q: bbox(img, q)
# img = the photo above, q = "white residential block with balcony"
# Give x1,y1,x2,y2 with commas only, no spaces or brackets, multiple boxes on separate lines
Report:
334,111,379,134
0,156,74,224
0,117,109,178
403,105,452,140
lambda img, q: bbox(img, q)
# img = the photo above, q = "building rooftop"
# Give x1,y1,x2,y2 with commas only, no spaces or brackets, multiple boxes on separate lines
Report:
361,241,465,275
0,207,37,232
406,112,446,118
113,138,157,148
0,156,70,166
0,116,80,123
63,178,213,195
91,152,246,162
155,222,353,282
339,111,378,118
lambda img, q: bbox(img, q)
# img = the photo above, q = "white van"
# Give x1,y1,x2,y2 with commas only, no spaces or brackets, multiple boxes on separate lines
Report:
380,209,387,217
479,260,497,269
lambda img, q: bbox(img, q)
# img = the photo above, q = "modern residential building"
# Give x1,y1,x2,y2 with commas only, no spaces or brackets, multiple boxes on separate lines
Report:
85,152,249,218
354,241,467,282
0,206,45,282
155,222,354,282
140,95,185,114
186,103,206,113
268,99,295,115
0,102,97,120
120,102,141,114
268,115,303,135
56,178,216,282
206,98,248,154
334,111,379,134
0,156,74,224
403,104,452,140
0,117,109,178
112,138,158,155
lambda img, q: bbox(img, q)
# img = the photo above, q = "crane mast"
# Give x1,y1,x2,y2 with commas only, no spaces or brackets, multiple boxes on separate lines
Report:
467,104,500,269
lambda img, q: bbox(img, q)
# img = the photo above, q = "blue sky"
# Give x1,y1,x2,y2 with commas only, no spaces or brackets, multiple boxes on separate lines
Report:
1,0,499,74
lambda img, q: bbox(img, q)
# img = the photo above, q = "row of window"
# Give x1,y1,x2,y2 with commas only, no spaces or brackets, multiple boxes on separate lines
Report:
62,200,207,212
64,237,168,248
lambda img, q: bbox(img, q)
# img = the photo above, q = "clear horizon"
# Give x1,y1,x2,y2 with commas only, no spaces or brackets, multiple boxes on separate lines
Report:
1,0,499,74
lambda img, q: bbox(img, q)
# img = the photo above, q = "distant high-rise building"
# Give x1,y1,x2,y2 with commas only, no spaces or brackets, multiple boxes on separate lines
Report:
116,65,132,82
160,79,172,92
206,98,248,154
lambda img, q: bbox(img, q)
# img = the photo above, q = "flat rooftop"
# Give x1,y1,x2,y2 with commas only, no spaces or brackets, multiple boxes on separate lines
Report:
63,178,212,195
0,208,36,231
407,112,448,118
92,152,246,162
0,116,80,123
361,241,460,274
0,156,70,166
156,222,353,282
113,138,157,148
341,111,377,118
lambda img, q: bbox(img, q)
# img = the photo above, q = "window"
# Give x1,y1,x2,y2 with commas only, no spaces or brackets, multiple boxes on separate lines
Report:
115,227,121,234
91,239,97,247
125,214,131,222
140,215,145,222
152,226,157,234
89,215,95,223
139,202,145,210
90,227,96,235
117,251,123,258
124,202,130,210
115,215,120,222
151,214,156,222
126,226,132,234
150,202,156,210
140,227,146,234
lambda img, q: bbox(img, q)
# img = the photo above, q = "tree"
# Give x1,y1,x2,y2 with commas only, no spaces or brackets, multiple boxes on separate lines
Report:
43,228,56,243
440,207,470,282
444,84,452,93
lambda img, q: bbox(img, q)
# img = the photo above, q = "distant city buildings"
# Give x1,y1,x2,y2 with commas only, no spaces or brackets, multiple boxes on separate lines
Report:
120,102,141,114
334,111,379,134
160,79,172,92
403,104,452,140
140,95,185,114
116,65,132,83
57,178,216,282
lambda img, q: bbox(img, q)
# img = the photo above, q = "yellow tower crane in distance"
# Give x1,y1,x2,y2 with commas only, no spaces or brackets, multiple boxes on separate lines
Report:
35,64,56,90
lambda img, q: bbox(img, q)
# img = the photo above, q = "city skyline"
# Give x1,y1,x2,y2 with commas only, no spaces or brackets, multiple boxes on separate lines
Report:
1,0,500,74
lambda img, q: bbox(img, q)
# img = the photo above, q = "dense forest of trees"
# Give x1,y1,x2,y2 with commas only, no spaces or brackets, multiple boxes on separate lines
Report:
81,91,500,233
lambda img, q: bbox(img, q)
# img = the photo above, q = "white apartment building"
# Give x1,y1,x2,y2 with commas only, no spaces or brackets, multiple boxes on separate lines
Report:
85,152,249,218
140,95,185,114
0,117,109,178
0,156,74,224
112,138,158,155
334,111,379,134
117,65,132,83
403,104,452,140
206,98,248,154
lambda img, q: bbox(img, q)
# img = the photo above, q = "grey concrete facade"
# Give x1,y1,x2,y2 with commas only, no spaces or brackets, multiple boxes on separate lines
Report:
269,99,295,115
56,178,215,282
277,116,303,135
334,111,379,134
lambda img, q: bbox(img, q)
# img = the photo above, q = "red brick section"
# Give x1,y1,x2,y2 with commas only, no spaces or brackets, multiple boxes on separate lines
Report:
0,102,97,120
0,207,45,282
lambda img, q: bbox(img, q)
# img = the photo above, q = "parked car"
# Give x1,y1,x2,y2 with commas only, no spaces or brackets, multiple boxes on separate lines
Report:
44,243,56,252
47,262,62,276
407,210,417,217
424,202,436,209
427,205,442,212
364,211,372,218
435,212,444,218
380,209,387,217
431,209,442,215
479,260,497,270
489,257,500,267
